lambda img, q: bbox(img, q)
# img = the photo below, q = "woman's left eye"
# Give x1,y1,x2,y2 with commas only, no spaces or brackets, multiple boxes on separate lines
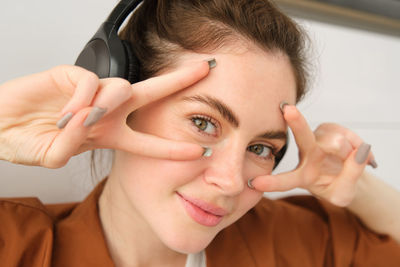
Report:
191,116,217,135
247,144,273,160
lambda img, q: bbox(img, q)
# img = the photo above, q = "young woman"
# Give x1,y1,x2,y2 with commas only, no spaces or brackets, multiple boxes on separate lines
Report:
0,0,399,266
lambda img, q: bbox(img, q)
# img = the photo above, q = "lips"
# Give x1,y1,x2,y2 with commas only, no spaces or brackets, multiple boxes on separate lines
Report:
177,192,228,227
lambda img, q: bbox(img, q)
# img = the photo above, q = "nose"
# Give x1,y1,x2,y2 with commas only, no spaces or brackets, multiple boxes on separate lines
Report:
203,142,246,196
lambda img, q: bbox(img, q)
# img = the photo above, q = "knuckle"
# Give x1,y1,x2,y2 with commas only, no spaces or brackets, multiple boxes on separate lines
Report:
85,70,100,82
120,80,133,96
52,64,72,72
315,123,341,133
113,79,133,99
316,131,349,155
116,78,131,88
331,134,347,151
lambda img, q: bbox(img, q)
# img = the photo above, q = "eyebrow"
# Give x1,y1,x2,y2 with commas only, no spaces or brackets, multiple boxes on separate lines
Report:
181,94,287,141
257,130,287,141
182,94,240,127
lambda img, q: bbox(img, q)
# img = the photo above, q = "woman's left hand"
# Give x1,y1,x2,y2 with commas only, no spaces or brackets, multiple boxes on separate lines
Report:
250,104,376,207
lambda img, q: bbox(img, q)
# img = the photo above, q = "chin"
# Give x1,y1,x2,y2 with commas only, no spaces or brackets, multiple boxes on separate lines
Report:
158,225,219,254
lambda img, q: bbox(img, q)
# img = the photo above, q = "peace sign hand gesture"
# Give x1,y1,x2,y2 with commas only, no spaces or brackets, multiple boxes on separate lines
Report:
0,61,212,169
250,104,376,207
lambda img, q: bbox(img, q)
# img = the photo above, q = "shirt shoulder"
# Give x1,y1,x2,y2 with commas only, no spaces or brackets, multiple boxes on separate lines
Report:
207,195,400,267
248,195,400,266
278,195,400,266
0,197,77,267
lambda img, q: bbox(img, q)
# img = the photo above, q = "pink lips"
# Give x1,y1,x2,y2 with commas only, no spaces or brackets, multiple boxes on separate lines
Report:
177,192,228,227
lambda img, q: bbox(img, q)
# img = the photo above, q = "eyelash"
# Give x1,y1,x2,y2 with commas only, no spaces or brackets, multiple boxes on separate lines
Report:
247,144,277,161
190,115,278,161
191,115,219,137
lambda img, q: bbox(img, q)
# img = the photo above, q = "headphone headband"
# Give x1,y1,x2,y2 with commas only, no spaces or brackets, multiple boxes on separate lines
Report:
105,0,143,28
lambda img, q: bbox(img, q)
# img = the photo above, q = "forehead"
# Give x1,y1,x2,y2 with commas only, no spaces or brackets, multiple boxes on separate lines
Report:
175,48,297,130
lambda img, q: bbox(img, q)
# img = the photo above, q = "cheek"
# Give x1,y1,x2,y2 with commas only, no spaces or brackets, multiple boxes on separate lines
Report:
244,157,274,180
116,152,207,192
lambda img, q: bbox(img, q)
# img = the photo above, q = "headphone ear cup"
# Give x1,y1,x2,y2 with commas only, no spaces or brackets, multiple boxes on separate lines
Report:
75,39,110,79
121,40,140,84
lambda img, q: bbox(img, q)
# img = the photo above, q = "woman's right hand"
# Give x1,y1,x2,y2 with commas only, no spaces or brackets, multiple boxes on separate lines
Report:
0,62,211,168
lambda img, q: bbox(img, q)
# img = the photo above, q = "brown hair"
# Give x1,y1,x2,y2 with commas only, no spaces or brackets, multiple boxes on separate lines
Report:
120,0,309,102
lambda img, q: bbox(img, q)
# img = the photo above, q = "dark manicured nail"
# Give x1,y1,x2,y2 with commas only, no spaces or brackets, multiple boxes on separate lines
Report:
56,112,73,129
369,159,378,169
83,107,107,127
280,101,289,114
206,58,217,69
355,143,371,164
202,147,213,157
247,178,255,189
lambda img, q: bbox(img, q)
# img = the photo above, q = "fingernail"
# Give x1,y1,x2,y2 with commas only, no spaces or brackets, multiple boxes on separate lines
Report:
279,101,289,114
248,178,255,189
369,159,378,169
206,58,217,69
202,147,213,157
83,107,107,127
355,143,371,164
56,112,73,129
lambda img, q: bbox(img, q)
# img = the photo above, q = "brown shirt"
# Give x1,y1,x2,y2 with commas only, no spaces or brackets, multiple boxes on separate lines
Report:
1,180,399,267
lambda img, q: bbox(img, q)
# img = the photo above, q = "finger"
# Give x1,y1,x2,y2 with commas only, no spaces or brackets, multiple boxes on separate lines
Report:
282,104,316,158
56,65,100,116
315,123,377,168
96,124,207,161
316,131,353,160
46,107,93,168
250,169,305,192
57,74,131,130
326,142,371,207
88,78,133,116
343,129,377,168
315,123,362,149
127,59,212,112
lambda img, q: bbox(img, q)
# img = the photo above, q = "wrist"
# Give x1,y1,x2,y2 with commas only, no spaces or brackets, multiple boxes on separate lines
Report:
347,171,374,211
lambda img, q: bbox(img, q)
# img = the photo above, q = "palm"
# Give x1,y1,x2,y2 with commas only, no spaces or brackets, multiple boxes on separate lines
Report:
0,71,74,167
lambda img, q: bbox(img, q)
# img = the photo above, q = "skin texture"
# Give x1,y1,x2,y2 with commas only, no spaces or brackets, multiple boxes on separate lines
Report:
0,41,398,267
99,46,297,266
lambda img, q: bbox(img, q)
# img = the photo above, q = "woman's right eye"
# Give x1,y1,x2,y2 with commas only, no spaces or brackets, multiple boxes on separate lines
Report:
191,116,218,136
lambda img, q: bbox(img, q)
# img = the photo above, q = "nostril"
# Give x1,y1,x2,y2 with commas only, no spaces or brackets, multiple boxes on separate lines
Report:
203,171,245,196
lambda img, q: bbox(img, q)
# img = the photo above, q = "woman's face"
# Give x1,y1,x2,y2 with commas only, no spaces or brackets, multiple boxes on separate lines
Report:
111,47,297,253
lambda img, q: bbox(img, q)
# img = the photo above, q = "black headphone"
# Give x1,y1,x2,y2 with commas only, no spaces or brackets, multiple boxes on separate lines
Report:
74,0,288,169
75,0,142,84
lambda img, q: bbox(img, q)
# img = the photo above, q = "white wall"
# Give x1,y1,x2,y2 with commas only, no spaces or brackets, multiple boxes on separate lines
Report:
0,0,399,203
